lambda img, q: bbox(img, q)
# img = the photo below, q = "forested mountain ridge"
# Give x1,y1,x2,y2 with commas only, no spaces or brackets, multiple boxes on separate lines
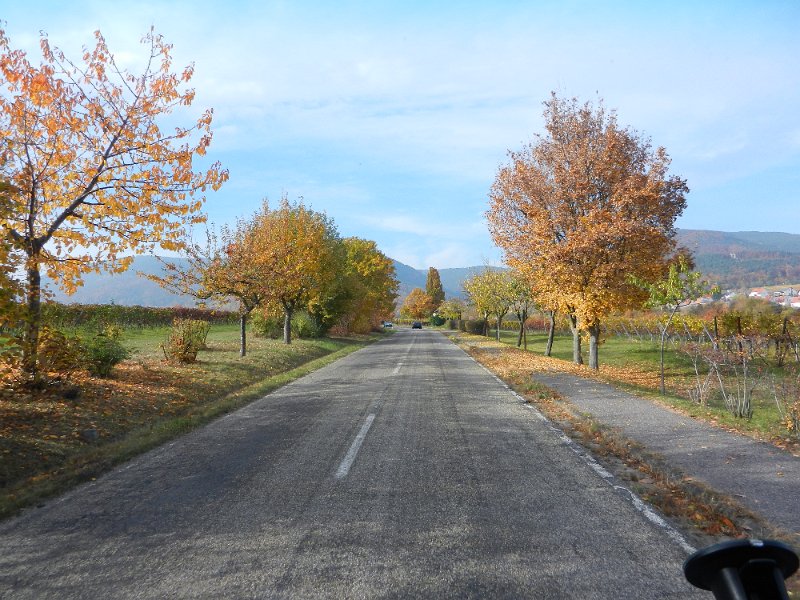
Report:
677,229,800,289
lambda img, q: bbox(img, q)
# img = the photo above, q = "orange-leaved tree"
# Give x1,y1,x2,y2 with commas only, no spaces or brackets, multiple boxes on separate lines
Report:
401,288,434,320
0,28,227,380
487,93,687,369
155,217,272,358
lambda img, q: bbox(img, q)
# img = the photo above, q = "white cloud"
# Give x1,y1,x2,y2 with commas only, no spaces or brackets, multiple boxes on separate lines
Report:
358,214,485,240
5,0,800,267
424,243,503,270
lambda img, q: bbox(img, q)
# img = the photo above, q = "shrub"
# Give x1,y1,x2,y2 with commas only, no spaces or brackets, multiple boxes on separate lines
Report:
465,319,487,335
430,314,446,327
251,311,283,339
292,312,323,339
161,319,210,363
82,326,131,377
768,368,800,439
37,327,84,378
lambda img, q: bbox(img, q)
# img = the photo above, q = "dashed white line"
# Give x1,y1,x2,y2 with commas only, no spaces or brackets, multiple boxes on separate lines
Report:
335,414,376,480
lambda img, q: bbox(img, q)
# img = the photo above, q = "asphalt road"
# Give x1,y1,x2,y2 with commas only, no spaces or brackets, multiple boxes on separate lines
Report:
0,329,702,598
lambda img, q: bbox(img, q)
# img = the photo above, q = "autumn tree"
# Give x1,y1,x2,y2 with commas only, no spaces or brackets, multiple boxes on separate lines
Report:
438,298,465,321
462,271,491,335
463,268,515,339
508,271,534,349
155,216,271,357
337,238,398,334
0,181,21,333
0,28,227,381
258,200,342,344
488,93,687,369
425,267,445,311
401,288,434,320
631,255,717,394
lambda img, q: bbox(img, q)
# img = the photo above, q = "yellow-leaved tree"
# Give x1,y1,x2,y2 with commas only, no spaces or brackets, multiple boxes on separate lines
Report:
0,28,227,380
462,268,515,340
487,93,687,369
339,237,398,334
258,199,341,344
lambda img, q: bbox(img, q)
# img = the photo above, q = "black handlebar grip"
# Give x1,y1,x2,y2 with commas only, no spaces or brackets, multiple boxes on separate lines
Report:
683,539,798,600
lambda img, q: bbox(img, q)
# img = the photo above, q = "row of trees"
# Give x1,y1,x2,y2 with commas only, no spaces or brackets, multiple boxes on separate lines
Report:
0,28,397,383
159,198,398,355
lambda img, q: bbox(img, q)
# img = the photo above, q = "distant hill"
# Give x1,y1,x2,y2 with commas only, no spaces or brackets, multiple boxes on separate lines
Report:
43,255,483,308
42,256,199,307
676,229,800,289
391,262,493,300
40,230,800,307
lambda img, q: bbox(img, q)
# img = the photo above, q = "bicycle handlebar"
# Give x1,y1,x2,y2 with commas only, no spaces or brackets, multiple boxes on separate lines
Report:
683,539,798,600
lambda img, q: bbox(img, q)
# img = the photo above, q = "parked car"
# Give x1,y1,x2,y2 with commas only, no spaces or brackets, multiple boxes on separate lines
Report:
412,321,422,329
383,321,393,328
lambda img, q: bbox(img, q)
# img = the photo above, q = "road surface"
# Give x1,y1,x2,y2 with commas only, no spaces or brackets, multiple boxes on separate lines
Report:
0,329,701,598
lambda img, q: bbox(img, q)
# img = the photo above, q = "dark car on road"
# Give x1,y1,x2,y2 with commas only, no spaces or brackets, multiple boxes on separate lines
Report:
412,321,422,329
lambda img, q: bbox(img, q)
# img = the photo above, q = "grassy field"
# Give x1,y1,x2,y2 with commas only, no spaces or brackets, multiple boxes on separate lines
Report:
0,325,380,519
490,329,798,451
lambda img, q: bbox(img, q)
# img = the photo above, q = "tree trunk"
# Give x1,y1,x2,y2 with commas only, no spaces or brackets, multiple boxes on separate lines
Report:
522,309,528,350
545,311,556,357
516,312,524,348
239,313,248,357
659,327,667,395
569,313,583,365
496,314,502,341
588,322,600,370
283,302,294,344
658,310,678,395
22,260,42,382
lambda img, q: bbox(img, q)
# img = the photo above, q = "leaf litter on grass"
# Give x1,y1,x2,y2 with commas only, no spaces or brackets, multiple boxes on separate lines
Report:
0,335,366,516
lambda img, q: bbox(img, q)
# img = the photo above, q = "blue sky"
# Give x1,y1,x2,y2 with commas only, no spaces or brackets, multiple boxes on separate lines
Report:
4,1,799,269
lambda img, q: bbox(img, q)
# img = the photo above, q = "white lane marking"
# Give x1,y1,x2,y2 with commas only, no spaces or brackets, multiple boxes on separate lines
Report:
335,414,376,480
338,334,414,479
614,485,697,554
392,332,417,375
